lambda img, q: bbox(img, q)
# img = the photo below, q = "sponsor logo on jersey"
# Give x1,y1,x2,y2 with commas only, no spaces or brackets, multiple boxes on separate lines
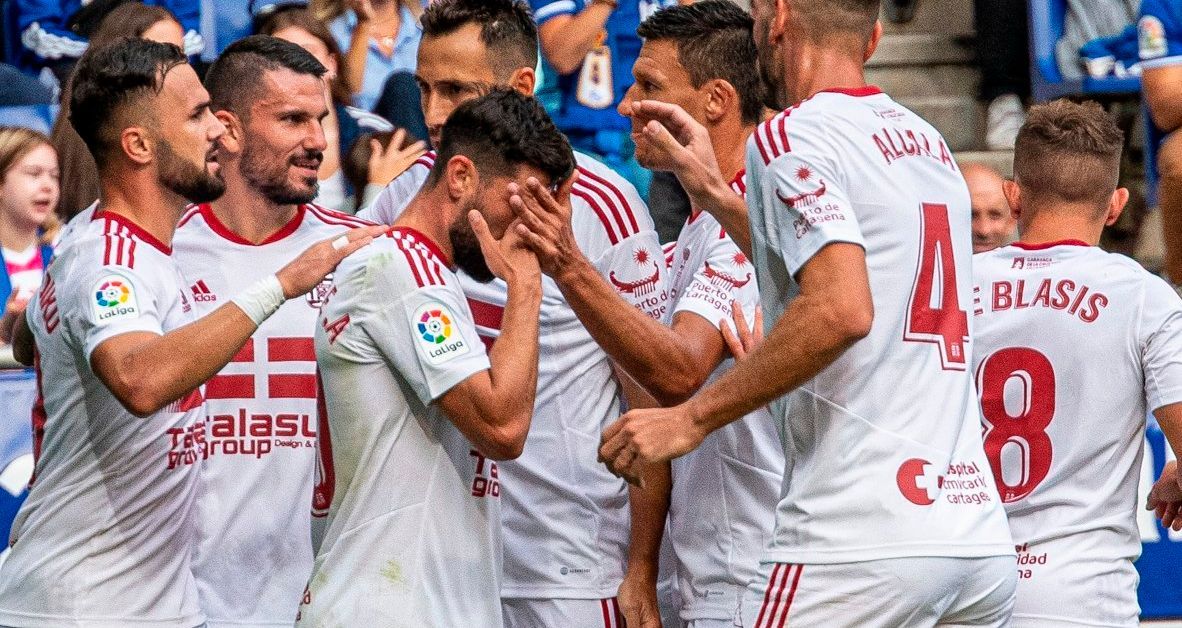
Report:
306,275,333,308
91,275,140,324
610,249,661,296
776,165,827,208
896,458,941,505
702,261,753,290
897,457,994,506
413,302,471,365
190,280,217,302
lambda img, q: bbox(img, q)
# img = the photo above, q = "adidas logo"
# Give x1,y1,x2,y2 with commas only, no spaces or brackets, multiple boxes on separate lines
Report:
191,280,217,303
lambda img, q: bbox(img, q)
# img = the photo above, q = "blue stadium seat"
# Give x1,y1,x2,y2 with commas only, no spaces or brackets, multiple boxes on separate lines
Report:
1028,0,1141,101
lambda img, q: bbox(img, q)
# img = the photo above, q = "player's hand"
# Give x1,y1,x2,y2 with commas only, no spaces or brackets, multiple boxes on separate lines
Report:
1147,460,1182,531
367,129,427,186
510,175,584,280
599,405,707,485
469,211,540,286
276,225,386,298
617,567,662,628
720,299,763,361
625,100,726,199
0,290,31,344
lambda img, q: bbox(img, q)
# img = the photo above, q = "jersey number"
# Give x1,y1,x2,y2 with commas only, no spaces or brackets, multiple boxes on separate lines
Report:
977,347,1055,503
904,202,970,370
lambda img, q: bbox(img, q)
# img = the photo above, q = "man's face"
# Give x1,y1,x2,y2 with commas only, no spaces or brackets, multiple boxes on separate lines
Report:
415,24,500,148
966,168,1015,253
154,63,226,203
619,40,704,169
237,68,330,205
449,163,552,283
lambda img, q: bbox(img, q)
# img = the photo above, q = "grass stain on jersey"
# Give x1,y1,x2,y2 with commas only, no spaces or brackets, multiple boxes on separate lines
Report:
380,559,404,585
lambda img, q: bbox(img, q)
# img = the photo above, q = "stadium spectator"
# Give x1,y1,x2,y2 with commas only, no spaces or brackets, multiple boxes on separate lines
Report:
0,127,57,345
13,0,202,79
1140,0,1182,285
176,35,379,627
0,64,55,133
50,2,188,222
0,38,377,626
976,0,1030,150
973,99,1182,627
203,0,253,63
343,129,427,212
257,6,414,210
314,0,424,112
529,0,681,196
963,162,1016,252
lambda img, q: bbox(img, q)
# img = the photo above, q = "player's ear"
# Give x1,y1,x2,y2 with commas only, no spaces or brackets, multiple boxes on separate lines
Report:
1002,178,1022,221
1104,187,1130,227
703,79,734,125
120,126,153,166
214,111,244,156
509,67,536,97
444,155,477,202
864,20,884,62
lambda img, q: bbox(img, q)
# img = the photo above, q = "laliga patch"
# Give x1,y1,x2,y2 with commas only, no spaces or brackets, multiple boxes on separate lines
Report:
91,274,141,325
412,302,471,365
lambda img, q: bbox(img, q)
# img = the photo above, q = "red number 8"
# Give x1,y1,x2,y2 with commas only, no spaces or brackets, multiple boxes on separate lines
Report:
976,347,1055,503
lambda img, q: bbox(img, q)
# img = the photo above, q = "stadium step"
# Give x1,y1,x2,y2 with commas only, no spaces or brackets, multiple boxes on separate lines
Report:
895,95,981,151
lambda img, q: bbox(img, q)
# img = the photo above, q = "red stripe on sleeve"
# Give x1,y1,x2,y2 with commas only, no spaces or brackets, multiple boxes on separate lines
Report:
572,188,620,245
577,168,641,234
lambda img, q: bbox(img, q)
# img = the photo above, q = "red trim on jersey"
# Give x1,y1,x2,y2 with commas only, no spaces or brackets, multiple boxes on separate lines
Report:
1009,239,1090,250
176,388,204,412
756,112,793,164
753,125,772,164
199,203,308,246
306,203,375,228
467,297,504,331
92,209,172,254
392,226,452,267
754,564,782,628
815,85,882,98
412,151,437,170
572,187,620,245
312,371,335,518
778,565,803,627
231,341,255,362
30,349,45,487
206,374,255,399
268,337,315,362
178,204,203,228
269,373,317,398
576,167,641,234
730,169,747,197
389,227,448,287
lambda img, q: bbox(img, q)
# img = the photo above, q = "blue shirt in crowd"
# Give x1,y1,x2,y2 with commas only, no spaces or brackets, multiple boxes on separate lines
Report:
329,6,422,112
1140,0,1182,69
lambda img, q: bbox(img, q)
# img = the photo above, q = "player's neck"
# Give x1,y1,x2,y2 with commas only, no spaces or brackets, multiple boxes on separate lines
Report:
210,177,300,245
1018,215,1103,247
394,191,455,265
710,121,755,183
96,172,187,249
781,46,868,106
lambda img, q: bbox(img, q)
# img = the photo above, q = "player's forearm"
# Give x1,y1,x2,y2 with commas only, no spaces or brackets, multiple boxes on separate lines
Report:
685,290,869,434
483,279,543,448
626,461,670,579
556,259,710,405
11,311,34,367
1155,403,1182,462
1142,67,1182,132
537,6,613,75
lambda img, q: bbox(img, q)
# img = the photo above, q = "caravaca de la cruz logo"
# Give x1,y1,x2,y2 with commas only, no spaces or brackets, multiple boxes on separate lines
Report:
416,303,470,364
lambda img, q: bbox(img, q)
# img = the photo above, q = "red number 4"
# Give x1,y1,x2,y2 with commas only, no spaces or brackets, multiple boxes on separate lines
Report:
904,202,970,370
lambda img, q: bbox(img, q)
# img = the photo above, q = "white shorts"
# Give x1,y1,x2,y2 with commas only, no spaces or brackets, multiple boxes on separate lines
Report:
1011,538,1138,627
502,597,623,628
736,556,1016,628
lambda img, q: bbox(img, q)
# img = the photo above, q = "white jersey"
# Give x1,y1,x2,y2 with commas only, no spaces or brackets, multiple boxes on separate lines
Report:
0,210,206,627
745,87,1012,565
363,151,669,598
298,227,501,627
972,245,1182,588
666,174,784,622
173,203,371,627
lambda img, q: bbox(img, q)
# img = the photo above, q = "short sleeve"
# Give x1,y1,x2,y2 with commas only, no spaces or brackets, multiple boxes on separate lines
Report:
531,0,583,25
1140,0,1182,68
66,265,167,361
1141,276,1182,411
762,121,865,276
591,230,670,321
357,163,428,225
363,283,490,405
673,235,759,331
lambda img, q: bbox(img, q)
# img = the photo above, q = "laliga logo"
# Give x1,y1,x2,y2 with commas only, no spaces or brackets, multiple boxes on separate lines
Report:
896,458,943,506
95,280,129,308
418,309,453,344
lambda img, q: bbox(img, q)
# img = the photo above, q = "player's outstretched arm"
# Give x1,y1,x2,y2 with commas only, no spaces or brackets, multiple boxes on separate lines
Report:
599,242,873,483
90,226,383,417
625,100,753,257
434,212,542,461
11,310,34,367
512,177,724,405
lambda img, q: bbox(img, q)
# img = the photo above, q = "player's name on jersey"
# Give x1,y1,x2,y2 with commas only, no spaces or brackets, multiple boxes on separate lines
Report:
870,123,956,171
978,278,1109,324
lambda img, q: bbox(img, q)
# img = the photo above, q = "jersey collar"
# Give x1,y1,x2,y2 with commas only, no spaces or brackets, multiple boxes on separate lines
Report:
198,203,307,246
91,208,172,255
1009,239,1091,250
814,85,883,98
391,226,453,268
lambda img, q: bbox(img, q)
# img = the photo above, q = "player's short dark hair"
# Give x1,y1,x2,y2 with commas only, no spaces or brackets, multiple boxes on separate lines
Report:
69,37,187,170
429,88,574,188
421,0,538,78
637,1,764,125
1013,99,1124,213
204,35,327,120
784,0,880,43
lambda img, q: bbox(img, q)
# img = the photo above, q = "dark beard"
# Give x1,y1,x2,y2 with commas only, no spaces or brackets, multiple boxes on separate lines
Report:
241,142,321,205
448,210,494,283
157,139,225,203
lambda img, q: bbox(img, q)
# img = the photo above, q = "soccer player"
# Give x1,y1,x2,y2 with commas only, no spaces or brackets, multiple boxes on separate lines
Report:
513,3,782,626
170,36,376,627
359,2,669,625
298,88,569,626
600,0,1018,625
972,99,1182,626
0,39,378,627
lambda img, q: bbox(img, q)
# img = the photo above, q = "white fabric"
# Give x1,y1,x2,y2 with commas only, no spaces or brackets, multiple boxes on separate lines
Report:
363,150,669,599
744,89,1013,567
0,211,206,627
298,226,500,627
173,203,372,627
972,242,1182,626
665,197,784,623
501,597,624,628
